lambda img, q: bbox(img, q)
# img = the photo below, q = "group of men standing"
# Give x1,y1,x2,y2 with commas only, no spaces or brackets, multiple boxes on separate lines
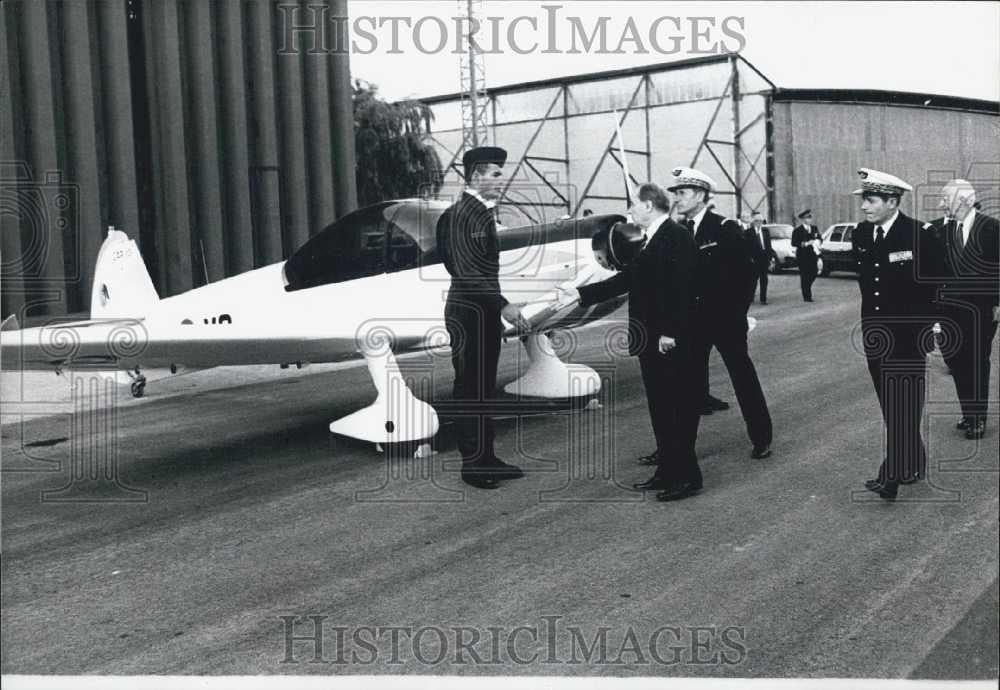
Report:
438,146,772,499
851,170,999,500
566,168,773,501
437,146,997,503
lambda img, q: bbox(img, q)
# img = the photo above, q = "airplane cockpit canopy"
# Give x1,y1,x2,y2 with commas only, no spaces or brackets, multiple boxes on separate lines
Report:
283,199,450,292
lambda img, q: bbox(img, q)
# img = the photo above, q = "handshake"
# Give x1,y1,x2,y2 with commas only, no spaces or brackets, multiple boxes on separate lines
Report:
555,284,581,306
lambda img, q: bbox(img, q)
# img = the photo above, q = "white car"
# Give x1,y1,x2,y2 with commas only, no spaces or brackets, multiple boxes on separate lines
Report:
765,224,796,274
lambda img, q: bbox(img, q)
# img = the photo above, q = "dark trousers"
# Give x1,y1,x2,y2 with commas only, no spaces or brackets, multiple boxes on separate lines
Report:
940,302,998,422
862,320,928,481
687,313,773,448
799,255,817,301
750,265,768,303
445,299,502,463
639,346,701,484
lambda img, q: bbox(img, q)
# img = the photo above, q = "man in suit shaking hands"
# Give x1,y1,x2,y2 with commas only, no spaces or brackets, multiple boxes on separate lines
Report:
436,146,530,490
562,183,702,502
926,179,999,440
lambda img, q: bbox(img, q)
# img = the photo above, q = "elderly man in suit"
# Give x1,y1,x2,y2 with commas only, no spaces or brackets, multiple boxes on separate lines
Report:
792,209,822,302
746,211,772,304
851,168,944,500
561,183,702,502
927,179,999,440
670,167,774,462
436,146,530,490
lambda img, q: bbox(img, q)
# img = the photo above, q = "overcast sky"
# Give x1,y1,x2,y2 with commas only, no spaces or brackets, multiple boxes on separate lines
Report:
345,1,999,102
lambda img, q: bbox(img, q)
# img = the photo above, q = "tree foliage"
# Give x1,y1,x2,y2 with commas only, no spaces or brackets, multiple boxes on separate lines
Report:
353,80,443,206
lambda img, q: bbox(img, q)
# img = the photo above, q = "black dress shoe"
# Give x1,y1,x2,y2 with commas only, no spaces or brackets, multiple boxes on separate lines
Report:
869,472,922,487
965,419,986,440
864,479,898,500
705,395,730,411
956,417,972,431
656,480,702,502
750,443,772,459
637,451,659,466
461,461,500,489
633,476,670,491
486,457,525,479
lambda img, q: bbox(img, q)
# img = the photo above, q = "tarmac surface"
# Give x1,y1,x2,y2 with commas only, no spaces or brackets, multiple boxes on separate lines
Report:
2,273,998,678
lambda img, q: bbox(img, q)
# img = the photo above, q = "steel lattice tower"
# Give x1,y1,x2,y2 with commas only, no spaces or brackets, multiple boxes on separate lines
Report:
458,0,489,150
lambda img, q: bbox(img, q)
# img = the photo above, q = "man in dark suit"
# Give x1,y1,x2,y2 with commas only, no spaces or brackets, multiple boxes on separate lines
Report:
792,209,822,302
851,168,944,500
669,167,774,461
746,211,772,304
562,183,702,502
436,146,529,489
927,179,999,440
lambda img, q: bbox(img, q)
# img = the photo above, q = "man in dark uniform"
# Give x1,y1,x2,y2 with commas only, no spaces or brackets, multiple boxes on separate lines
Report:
436,146,529,489
792,209,822,302
563,183,702,501
746,211,772,305
851,168,943,500
927,179,999,440
670,167,774,461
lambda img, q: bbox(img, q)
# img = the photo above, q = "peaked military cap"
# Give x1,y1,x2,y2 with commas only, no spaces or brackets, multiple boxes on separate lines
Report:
463,146,507,173
667,167,716,193
852,168,912,196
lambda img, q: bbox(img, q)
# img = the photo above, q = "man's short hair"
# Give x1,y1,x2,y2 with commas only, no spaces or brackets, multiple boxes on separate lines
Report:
636,183,670,212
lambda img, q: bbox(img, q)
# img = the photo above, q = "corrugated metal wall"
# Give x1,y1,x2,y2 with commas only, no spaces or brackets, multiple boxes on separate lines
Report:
1,0,357,319
772,100,1000,229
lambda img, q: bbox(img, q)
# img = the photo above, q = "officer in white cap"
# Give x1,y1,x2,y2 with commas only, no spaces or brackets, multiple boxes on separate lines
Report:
851,168,944,499
668,167,774,469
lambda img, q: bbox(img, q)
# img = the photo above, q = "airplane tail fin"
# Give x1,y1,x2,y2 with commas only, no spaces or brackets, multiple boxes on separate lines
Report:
90,228,159,319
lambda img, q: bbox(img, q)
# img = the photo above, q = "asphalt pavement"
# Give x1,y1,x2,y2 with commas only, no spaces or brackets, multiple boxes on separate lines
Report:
2,273,998,678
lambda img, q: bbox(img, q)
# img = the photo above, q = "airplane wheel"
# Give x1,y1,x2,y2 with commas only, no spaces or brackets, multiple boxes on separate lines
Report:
130,378,146,398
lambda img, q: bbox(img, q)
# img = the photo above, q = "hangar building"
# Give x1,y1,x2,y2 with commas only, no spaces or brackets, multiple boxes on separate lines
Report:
423,54,1000,234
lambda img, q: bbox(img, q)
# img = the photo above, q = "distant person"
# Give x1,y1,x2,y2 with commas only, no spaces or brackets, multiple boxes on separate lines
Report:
792,209,822,301
745,211,772,304
582,208,594,217
670,167,773,461
436,146,530,490
927,180,999,440
850,168,943,500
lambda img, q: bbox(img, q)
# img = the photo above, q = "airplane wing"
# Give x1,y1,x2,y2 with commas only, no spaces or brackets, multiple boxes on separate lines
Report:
0,318,363,371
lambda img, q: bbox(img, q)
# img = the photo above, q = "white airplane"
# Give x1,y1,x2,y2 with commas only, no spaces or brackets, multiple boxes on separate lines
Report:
0,199,632,447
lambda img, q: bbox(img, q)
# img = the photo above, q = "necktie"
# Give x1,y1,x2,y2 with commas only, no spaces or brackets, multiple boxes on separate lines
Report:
874,225,884,246
954,218,964,249
686,219,695,233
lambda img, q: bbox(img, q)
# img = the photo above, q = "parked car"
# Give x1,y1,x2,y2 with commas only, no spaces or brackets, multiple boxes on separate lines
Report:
820,222,858,275
765,224,795,273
